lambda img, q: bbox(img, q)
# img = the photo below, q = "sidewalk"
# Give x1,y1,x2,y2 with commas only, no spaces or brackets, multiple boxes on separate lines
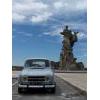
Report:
55,73,87,92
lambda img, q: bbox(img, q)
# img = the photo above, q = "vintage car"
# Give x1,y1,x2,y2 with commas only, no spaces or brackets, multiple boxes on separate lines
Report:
18,59,56,93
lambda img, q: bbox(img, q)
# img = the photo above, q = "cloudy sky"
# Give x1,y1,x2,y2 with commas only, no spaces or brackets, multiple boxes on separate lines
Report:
12,0,87,66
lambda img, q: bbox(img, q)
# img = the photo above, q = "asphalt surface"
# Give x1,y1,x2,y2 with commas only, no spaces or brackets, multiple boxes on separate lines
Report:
12,76,87,100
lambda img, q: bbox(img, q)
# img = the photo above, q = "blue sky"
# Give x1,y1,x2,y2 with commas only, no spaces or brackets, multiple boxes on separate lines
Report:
12,0,87,66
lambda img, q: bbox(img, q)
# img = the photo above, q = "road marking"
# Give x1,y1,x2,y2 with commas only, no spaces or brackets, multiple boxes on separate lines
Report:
12,81,18,86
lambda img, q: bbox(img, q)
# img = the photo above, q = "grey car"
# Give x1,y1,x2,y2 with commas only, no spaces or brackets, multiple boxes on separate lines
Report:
18,59,56,93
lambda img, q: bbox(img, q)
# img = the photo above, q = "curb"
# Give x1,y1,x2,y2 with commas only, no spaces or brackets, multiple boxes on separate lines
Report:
55,71,87,73
56,76,87,96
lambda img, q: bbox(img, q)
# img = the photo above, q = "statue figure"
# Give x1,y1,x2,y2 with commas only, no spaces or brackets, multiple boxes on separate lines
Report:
59,25,84,70
60,26,78,48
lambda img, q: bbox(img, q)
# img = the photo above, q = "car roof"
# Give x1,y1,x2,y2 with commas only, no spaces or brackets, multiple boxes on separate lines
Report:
25,58,50,62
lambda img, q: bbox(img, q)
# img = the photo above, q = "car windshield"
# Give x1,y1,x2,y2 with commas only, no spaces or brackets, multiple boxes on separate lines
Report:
25,59,49,68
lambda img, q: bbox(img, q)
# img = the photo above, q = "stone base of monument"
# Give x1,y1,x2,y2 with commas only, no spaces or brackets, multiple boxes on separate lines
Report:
67,62,84,70
59,62,84,70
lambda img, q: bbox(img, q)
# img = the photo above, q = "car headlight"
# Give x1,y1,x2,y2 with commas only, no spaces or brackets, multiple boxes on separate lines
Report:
19,76,28,82
45,76,53,81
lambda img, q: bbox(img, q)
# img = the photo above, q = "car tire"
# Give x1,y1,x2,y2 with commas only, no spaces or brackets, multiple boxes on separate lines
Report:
51,87,56,93
47,87,56,93
18,88,25,94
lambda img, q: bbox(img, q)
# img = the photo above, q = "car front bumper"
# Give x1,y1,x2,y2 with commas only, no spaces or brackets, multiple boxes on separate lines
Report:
18,84,56,88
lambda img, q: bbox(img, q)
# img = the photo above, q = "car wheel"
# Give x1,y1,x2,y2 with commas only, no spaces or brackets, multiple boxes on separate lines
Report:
51,87,56,93
47,87,56,93
18,88,23,94
18,88,27,94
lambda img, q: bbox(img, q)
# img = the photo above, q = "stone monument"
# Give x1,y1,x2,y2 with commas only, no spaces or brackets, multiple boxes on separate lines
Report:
60,26,84,70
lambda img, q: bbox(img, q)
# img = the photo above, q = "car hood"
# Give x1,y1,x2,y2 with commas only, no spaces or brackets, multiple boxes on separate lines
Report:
20,68,53,76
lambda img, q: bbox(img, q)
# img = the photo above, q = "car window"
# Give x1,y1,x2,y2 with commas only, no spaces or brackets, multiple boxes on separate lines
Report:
25,59,49,68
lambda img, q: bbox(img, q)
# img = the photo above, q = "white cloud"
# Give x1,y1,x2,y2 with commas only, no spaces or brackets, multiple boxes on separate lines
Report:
13,1,48,15
17,31,33,37
13,0,87,39
76,0,87,10
31,12,52,23
13,0,87,23
13,0,51,23
77,32,87,39
42,24,86,41
24,33,33,37
53,1,68,9
53,0,86,12
13,13,26,22
43,27,63,36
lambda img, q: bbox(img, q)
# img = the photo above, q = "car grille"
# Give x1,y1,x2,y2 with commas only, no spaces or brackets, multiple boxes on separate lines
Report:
28,76,45,82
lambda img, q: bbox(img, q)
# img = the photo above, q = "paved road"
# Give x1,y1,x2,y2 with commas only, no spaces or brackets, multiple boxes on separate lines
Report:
12,76,87,100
